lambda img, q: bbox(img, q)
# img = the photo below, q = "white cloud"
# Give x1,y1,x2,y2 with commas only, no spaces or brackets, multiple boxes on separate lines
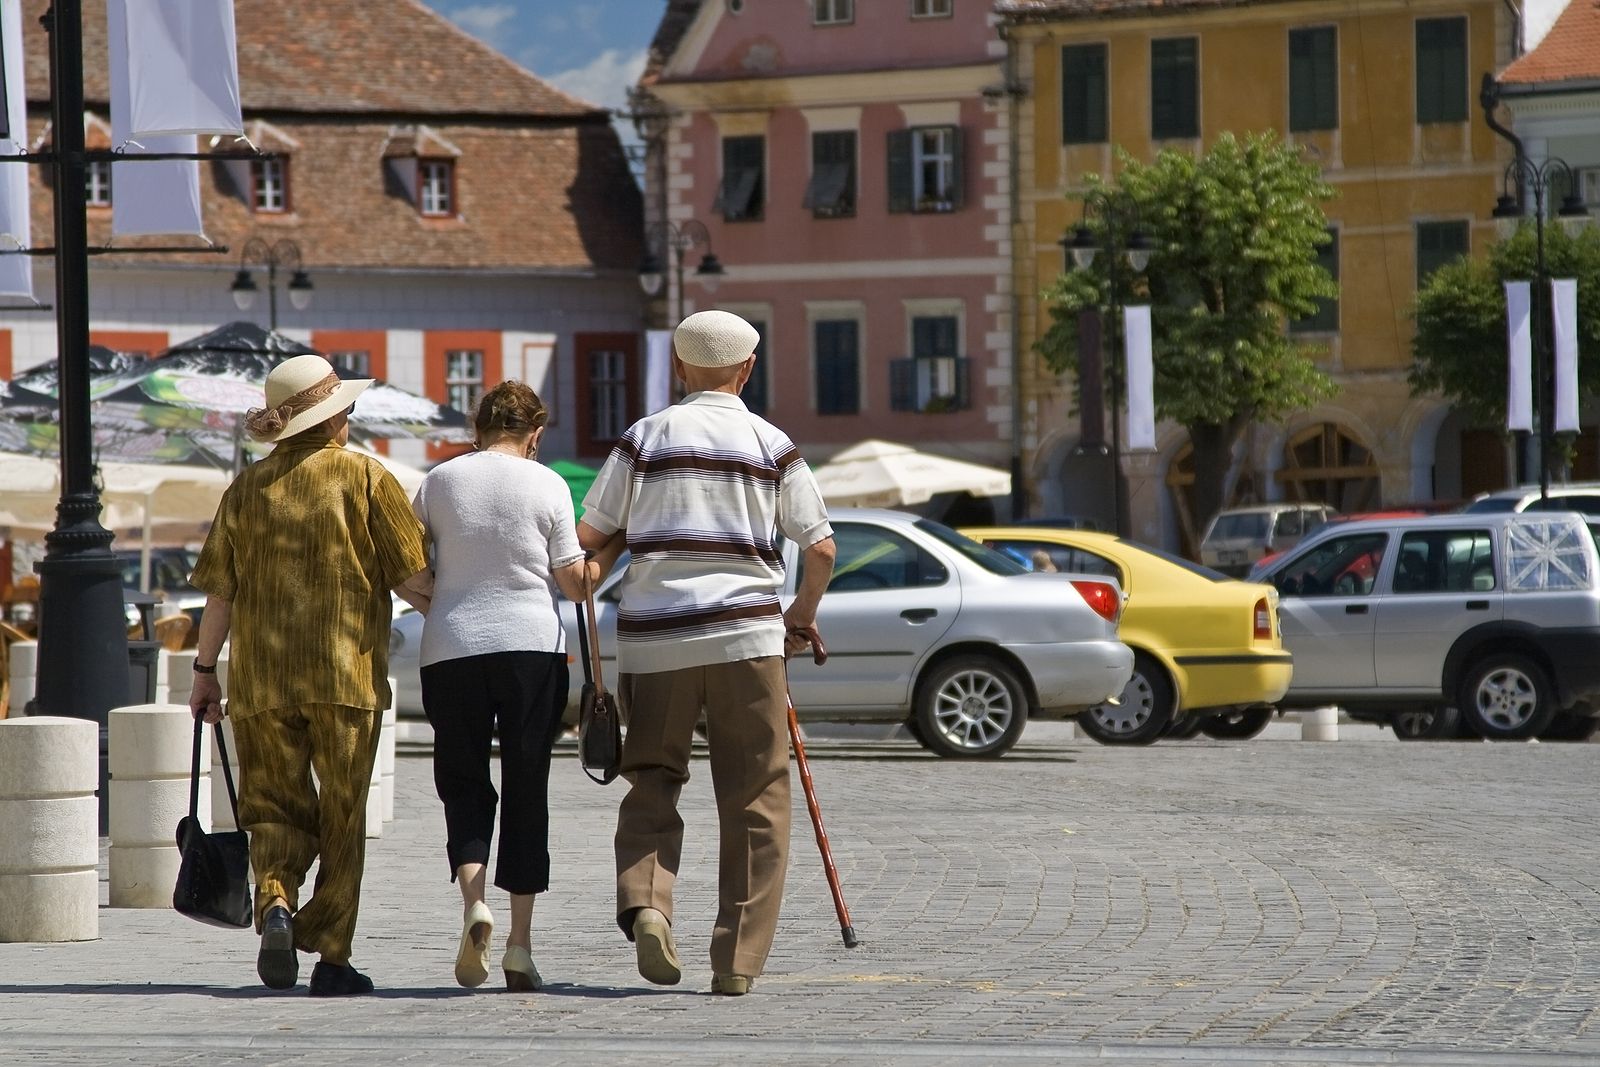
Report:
445,3,519,48
546,47,648,111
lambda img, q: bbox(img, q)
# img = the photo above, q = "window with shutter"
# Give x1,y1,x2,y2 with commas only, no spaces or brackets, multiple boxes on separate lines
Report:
1150,37,1198,140
1288,27,1337,132
804,131,856,218
1290,229,1340,334
1061,43,1108,145
1415,17,1467,124
886,129,914,213
718,135,765,222
1415,220,1470,288
815,320,860,415
742,323,769,415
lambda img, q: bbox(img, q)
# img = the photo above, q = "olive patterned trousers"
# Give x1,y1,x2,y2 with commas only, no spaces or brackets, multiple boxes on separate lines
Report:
233,703,381,965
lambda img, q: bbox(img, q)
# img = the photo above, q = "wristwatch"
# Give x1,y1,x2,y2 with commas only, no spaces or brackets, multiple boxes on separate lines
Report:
193,662,217,674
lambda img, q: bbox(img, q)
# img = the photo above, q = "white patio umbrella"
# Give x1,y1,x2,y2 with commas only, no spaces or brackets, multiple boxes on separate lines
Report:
810,439,1011,508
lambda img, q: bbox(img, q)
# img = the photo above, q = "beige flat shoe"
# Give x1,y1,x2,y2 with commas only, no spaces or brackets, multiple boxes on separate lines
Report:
711,973,753,996
502,945,542,992
631,907,682,986
454,901,493,988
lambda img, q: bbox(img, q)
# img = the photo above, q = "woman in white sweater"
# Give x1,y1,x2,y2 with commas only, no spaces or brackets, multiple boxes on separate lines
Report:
412,381,599,991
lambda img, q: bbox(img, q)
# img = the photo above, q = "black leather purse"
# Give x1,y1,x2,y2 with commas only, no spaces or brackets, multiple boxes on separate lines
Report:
575,592,621,785
172,719,253,928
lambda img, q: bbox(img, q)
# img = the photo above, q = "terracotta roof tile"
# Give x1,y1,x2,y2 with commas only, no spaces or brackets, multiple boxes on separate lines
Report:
1500,0,1600,85
23,0,600,117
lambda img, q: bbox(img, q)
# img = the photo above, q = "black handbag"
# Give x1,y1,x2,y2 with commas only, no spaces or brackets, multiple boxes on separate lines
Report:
172,719,253,928
575,591,622,785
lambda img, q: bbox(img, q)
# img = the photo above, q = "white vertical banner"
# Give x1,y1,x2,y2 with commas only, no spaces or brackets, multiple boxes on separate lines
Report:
645,330,674,414
1551,278,1580,434
1505,281,1533,433
122,0,243,139
1123,304,1156,451
107,0,204,236
0,0,34,299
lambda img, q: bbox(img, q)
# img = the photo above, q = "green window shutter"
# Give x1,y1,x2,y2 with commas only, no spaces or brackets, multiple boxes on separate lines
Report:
1062,43,1108,145
1415,220,1470,288
1416,18,1467,124
887,129,914,214
1151,38,1198,140
947,126,965,209
1291,228,1340,334
1289,27,1337,132
742,323,769,415
815,320,860,415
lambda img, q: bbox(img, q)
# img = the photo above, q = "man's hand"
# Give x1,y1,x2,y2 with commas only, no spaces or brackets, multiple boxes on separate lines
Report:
189,673,225,724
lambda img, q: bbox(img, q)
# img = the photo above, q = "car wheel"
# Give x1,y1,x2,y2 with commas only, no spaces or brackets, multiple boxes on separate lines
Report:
903,718,930,749
1458,653,1558,741
1538,712,1600,742
1162,715,1206,740
913,655,1028,758
1200,706,1274,740
1077,654,1174,746
1392,704,1459,741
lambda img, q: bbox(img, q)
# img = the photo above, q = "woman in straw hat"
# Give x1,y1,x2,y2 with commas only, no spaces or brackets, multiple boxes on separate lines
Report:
189,353,433,997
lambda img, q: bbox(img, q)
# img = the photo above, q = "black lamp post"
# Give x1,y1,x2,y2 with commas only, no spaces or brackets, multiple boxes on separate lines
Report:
230,237,313,330
1481,76,1591,502
638,220,724,326
1061,191,1154,538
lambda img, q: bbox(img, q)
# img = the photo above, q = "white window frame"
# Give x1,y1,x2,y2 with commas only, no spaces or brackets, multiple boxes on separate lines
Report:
912,0,953,17
85,160,112,206
904,299,965,412
1578,167,1600,207
253,158,287,213
912,126,956,211
420,160,453,217
327,350,371,377
589,349,629,441
814,0,853,25
445,349,484,415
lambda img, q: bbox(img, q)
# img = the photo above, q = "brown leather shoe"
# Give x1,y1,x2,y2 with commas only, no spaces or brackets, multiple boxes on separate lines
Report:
711,974,753,996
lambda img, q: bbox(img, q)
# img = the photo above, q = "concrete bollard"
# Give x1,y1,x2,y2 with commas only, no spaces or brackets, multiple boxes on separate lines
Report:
380,677,398,823
210,716,241,832
364,742,384,839
0,716,100,942
1301,706,1339,742
7,639,38,716
156,649,197,707
108,704,209,908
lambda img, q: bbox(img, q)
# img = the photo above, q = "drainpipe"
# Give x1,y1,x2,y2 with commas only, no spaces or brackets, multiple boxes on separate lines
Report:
1001,20,1027,520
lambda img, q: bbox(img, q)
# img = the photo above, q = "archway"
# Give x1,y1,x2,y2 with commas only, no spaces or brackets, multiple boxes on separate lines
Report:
1277,422,1380,511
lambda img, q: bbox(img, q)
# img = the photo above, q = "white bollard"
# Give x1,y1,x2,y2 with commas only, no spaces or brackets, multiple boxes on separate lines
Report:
156,649,197,707
380,701,397,823
0,716,99,942
210,716,241,832
365,702,384,838
7,640,38,715
108,704,208,908
1301,706,1339,742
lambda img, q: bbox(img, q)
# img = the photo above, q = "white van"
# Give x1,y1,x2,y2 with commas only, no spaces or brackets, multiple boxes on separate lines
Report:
1198,503,1335,577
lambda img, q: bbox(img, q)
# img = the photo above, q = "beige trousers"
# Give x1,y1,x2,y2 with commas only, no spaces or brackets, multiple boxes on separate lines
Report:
233,702,381,965
615,656,791,978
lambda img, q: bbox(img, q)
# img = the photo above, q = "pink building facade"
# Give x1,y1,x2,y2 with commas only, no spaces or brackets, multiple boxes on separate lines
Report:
639,0,1016,514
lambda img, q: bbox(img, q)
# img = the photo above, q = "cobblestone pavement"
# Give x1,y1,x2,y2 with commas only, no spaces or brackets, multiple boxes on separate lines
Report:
2,723,1598,1066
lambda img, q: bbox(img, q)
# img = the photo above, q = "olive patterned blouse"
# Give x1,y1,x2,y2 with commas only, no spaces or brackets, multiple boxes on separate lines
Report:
191,438,428,719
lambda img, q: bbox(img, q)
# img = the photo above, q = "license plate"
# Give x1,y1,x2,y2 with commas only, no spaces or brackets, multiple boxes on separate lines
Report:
1218,549,1246,564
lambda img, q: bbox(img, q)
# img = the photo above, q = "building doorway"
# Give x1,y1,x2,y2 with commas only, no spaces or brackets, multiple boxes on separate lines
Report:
1277,422,1379,511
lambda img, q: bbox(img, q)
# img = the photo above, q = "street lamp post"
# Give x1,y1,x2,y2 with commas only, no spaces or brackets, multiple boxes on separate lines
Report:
230,237,314,330
1061,192,1154,538
637,220,724,326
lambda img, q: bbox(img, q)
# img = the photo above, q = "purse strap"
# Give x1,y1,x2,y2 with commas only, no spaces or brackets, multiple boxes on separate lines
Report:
574,598,595,686
581,587,608,697
190,718,242,825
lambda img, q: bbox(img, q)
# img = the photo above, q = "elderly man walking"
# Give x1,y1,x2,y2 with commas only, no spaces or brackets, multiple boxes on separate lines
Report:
188,354,432,997
578,309,836,996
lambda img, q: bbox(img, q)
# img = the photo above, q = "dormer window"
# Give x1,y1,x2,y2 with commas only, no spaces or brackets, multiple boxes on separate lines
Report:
252,158,289,213
420,160,454,216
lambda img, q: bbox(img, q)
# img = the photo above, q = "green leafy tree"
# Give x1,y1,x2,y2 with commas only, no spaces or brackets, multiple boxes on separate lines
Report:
1038,131,1339,536
1411,223,1600,470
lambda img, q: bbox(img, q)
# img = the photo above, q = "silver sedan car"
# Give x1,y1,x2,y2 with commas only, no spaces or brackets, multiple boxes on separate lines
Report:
391,509,1133,758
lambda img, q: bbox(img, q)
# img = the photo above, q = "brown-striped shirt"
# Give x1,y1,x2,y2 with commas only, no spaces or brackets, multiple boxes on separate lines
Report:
582,391,831,673
190,438,428,718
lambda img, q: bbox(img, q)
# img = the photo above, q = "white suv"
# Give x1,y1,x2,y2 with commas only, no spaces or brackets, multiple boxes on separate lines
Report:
1199,503,1335,577
1255,512,1600,741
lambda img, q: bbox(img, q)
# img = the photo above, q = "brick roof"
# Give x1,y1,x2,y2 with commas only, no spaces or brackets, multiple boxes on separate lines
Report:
23,0,600,118
996,0,1313,20
1500,0,1600,86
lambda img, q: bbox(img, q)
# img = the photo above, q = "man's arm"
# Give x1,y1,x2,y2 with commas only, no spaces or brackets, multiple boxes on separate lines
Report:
394,567,433,615
189,596,231,724
577,522,626,585
783,535,836,656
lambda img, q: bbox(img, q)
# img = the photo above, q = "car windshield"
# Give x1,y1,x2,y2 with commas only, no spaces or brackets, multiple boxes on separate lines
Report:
914,519,1028,576
1462,497,1520,513
1208,512,1269,540
1118,539,1231,582
116,549,200,593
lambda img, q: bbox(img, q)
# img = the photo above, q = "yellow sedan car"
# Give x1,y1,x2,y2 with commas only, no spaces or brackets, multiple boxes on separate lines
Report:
960,527,1293,745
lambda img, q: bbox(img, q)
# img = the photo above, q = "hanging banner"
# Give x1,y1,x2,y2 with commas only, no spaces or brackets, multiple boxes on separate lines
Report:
107,0,204,237
1551,278,1580,434
645,330,674,415
1505,281,1532,433
0,0,32,299
1123,305,1156,452
118,0,243,139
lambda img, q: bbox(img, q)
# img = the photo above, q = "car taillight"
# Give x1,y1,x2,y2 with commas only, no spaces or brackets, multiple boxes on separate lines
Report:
1253,598,1272,639
1071,579,1121,624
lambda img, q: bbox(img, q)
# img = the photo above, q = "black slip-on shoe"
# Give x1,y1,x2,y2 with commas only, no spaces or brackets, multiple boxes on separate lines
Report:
256,906,298,990
308,961,374,997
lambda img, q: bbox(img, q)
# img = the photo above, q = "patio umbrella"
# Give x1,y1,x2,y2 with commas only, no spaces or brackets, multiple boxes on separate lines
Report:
810,439,1011,509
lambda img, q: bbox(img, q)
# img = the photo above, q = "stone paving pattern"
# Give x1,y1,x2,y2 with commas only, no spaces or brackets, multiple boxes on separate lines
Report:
1,723,1597,1065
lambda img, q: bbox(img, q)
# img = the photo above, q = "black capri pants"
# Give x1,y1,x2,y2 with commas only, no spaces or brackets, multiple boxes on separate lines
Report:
420,650,569,895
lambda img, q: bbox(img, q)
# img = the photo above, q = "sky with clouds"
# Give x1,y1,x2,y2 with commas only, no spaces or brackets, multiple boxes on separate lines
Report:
422,1,666,114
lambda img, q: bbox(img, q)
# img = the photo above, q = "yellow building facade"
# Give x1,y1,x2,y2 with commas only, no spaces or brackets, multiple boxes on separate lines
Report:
1002,0,1514,549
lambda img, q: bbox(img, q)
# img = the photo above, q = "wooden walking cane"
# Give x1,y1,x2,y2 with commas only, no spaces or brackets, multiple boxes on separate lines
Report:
786,626,859,949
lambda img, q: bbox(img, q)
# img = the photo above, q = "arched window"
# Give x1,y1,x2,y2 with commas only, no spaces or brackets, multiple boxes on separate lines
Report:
1278,422,1379,511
